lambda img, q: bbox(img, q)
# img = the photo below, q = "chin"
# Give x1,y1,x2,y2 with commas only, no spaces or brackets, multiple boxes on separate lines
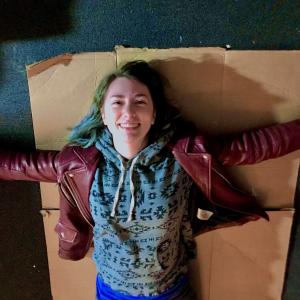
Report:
122,134,148,145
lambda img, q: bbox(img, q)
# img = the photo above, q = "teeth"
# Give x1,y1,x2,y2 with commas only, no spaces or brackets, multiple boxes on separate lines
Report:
120,123,139,128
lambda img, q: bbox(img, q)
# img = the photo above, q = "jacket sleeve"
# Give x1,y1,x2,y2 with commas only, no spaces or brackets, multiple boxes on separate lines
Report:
210,119,300,165
0,149,59,182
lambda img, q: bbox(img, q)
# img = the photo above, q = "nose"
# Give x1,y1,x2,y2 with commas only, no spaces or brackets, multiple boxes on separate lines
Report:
123,102,136,117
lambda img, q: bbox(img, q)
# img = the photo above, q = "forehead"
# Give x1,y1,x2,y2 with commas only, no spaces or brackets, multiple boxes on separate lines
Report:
105,77,151,98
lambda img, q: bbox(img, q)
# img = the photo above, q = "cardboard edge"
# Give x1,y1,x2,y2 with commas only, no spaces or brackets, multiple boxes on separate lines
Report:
26,53,74,78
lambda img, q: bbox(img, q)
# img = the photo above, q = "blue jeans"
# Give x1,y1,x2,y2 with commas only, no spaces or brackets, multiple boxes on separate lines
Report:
96,275,196,300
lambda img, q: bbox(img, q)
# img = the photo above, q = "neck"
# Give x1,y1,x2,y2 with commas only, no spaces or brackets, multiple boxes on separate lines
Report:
113,138,148,160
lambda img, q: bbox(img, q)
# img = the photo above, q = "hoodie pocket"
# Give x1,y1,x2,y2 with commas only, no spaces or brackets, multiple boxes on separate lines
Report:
157,238,176,270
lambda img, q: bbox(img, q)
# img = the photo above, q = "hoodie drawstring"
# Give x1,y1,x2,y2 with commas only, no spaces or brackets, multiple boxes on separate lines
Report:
110,159,126,218
110,156,139,222
127,156,139,222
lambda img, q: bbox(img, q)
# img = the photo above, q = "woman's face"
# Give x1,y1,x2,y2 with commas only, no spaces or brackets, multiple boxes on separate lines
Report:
101,77,155,147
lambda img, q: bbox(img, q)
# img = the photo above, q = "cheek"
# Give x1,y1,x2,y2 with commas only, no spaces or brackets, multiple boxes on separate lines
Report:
102,105,113,119
103,110,121,128
147,108,155,123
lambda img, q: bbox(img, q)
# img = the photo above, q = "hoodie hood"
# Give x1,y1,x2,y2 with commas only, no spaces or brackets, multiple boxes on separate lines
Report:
95,125,175,222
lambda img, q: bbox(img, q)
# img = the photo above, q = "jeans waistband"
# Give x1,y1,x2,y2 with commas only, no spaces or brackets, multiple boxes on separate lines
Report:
96,275,190,300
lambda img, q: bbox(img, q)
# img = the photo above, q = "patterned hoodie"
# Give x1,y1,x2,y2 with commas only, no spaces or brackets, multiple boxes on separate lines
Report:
89,127,196,296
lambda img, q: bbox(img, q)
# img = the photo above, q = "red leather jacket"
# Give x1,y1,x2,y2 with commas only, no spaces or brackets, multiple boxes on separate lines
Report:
1,120,300,260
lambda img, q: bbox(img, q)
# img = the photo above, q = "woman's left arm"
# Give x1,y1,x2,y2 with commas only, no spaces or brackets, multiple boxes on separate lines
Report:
211,119,300,166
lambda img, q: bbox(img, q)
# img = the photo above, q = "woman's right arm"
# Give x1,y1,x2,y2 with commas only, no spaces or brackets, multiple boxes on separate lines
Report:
0,149,60,182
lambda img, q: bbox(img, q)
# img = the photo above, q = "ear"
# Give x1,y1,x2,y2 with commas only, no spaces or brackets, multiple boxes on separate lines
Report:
152,112,156,125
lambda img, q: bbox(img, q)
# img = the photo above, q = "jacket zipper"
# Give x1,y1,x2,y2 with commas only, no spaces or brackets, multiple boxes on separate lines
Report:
59,182,76,208
62,175,93,228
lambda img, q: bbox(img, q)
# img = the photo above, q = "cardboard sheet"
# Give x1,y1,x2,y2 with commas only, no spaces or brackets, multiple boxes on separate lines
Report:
222,51,300,131
190,210,294,300
41,210,96,300
27,52,116,151
222,51,300,208
26,47,300,299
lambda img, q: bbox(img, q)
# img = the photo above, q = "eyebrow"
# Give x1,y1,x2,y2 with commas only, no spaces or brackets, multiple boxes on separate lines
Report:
109,93,149,98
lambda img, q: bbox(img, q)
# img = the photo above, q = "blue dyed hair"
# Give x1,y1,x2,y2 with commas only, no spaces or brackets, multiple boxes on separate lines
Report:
68,60,178,147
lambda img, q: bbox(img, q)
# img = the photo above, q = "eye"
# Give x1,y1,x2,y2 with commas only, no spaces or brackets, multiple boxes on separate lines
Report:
135,97,147,105
111,98,122,106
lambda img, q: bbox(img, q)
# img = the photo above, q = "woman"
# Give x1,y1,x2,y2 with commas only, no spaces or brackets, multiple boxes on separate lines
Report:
1,60,300,299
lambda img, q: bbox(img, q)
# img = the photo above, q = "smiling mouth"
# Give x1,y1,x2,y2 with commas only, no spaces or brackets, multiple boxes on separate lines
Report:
118,123,140,129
